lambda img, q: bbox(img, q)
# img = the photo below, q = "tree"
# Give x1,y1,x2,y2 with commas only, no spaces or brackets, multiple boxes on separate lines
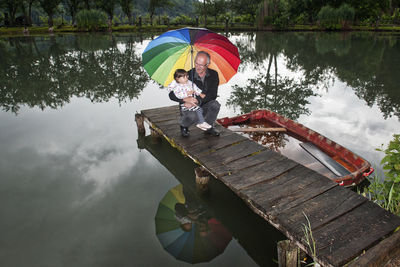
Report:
95,0,117,20
120,0,133,24
83,0,92,9
38,0,61,27
209,0,226,24
148,0,172,25
4,0,22,26
63,0,80,25
24,0,37,26
230,0,263,24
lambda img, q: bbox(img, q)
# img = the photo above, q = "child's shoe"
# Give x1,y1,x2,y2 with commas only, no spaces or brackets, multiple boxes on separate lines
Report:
196,122,212,131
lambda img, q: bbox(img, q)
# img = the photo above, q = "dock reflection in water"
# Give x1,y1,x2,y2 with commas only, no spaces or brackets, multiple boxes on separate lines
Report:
155,184,232,264
137,135,286,266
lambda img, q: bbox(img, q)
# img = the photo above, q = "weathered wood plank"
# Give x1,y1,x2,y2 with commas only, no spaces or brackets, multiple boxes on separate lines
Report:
348,230,400,267
212,149,280,177
312,201,400,266
141,105,179,118
240,165,335,216
221,155,298,190
189,132,248,155
196,139,267,169
275,185,368,241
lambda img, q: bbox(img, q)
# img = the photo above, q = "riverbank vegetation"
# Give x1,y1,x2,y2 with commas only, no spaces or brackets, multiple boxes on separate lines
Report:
362,134,400,217
1,0,400,33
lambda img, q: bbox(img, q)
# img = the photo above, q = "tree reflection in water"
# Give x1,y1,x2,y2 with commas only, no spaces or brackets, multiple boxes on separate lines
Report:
228,31,400,153
0,34,150,114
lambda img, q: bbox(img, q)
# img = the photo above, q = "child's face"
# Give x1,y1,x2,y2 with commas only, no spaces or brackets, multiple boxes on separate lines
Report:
176,74,188,84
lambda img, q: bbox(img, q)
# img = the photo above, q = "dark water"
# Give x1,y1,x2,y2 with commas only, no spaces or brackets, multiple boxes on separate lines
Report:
0,32,399,266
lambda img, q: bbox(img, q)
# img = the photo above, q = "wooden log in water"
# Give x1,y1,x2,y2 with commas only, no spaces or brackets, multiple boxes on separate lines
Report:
232,127,287,133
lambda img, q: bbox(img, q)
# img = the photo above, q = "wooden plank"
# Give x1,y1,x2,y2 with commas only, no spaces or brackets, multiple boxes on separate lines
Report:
212,149,281,177
145,111,180,123
196,139,267,170
189,132,247,155
311,201,400,267
220,155,298,190
348,230,400,267
275,185,368,241
240,165,335,216
141,105,179,118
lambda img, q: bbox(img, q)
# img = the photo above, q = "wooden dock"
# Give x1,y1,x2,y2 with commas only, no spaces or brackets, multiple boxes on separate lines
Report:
136,105,400,267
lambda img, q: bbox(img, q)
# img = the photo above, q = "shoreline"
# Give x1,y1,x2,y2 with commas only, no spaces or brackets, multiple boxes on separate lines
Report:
1,24,400,36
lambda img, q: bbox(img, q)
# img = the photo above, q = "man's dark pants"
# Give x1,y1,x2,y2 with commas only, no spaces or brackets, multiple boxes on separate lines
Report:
179,100,221,128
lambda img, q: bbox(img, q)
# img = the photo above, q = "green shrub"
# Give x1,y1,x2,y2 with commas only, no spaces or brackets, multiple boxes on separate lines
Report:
171,15,194,25
217,13,231,22
318,5,339,29
273,13,289,29
0,12,4,25
76,9,108,31
363,134,400,216
295,13,309,24
337,3,354,28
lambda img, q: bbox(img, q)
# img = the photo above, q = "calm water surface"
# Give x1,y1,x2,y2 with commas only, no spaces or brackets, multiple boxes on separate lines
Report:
0,32,399,266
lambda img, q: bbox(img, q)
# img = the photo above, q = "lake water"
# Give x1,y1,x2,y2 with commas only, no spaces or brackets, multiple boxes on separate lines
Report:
0,32,399,266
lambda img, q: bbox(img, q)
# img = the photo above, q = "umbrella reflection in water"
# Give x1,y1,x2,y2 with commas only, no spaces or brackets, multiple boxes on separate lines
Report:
155,184,232,264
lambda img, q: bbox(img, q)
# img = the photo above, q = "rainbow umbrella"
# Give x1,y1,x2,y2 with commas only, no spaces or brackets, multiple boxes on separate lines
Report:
142,27,240,87
155,184,232,263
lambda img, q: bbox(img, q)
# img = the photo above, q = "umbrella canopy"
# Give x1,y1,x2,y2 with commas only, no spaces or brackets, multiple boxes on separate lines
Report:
142,27,240,87
155,184,232,264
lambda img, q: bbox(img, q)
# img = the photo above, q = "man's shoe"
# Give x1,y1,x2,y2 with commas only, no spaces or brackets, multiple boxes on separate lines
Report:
180,126,189,137
205,127,220,136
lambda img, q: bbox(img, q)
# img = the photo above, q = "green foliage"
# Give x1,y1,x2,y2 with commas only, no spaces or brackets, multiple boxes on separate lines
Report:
363,134,400,216
337,3,355,24
171,14,194,25
271,0,290,29
295,13,309,24
393,8,400,25
76,9,108,31
317,5,339,29
0,11,4,24
234,14,254,24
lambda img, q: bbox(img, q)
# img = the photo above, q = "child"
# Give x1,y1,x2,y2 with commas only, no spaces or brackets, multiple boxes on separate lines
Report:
168,69,212,131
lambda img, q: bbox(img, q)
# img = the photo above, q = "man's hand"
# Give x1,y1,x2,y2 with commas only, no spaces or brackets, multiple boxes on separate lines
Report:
199,93,206,99
183,96,198,109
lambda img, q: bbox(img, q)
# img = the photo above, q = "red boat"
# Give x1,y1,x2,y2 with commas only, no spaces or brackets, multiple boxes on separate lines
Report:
217,109,374,187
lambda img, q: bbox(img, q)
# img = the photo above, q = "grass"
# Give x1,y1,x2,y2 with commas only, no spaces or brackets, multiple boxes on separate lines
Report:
302,212,320,267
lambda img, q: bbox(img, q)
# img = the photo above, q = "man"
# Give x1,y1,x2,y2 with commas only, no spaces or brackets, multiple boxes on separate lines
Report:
169,51,221,137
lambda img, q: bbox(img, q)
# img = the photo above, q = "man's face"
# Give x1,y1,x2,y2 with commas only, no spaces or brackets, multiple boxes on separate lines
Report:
195,54,208,76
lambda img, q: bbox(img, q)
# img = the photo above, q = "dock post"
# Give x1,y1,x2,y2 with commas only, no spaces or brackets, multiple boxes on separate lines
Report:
194,166,210,193
135,113,145,136
150,127,162,143
277,240,299,267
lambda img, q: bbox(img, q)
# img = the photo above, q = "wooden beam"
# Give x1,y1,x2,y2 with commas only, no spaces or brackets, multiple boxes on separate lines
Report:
348,230,400,267
232,127,287,133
